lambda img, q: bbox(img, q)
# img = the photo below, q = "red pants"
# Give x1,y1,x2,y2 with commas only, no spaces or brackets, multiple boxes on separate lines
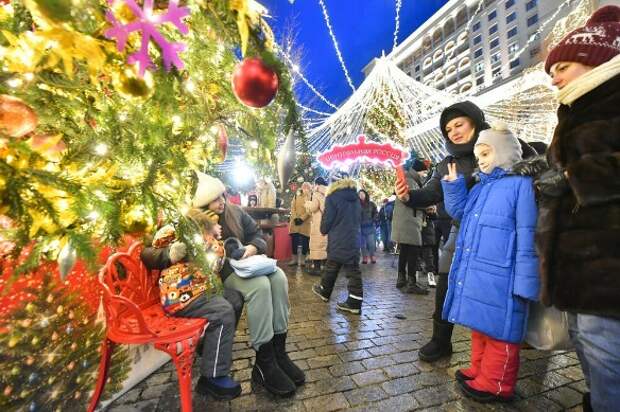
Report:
460,330,521,397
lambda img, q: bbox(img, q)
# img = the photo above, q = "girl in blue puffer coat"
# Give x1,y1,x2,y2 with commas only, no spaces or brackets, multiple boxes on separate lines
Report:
440,123,540,403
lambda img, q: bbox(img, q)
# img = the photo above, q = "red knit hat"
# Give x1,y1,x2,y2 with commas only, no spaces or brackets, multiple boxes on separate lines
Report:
545,5,620,73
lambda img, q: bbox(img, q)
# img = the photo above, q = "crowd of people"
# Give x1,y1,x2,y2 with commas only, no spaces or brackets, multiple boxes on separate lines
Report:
138,6,619,410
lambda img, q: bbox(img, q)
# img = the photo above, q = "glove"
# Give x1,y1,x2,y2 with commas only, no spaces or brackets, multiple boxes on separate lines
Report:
294,218,304,226
513,155,549,177
535,168,569,198
169,241,187,264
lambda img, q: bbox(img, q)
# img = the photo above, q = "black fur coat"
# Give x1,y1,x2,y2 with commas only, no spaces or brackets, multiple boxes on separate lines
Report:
537,73,620,318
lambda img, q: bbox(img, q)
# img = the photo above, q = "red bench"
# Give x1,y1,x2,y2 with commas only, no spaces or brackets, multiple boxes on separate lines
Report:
88,242,208,412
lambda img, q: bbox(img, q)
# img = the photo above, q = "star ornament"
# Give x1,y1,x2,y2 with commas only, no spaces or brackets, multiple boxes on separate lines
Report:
104,0,190,76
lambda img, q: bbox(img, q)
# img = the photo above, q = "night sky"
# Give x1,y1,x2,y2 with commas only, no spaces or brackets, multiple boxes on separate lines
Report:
260,0,448,113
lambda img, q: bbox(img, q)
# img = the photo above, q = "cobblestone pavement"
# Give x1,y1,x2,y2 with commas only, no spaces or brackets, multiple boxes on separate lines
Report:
108,253,586,411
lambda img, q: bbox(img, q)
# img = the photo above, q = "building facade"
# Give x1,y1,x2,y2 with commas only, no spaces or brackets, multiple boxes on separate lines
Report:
363,0,576,95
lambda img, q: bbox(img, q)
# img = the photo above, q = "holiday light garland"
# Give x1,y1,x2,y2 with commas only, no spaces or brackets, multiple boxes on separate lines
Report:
392,0,402,52
317,0,356,92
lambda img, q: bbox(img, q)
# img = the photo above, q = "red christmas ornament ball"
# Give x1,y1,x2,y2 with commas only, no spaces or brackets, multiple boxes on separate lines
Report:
231,58,279,108
0,94,38,138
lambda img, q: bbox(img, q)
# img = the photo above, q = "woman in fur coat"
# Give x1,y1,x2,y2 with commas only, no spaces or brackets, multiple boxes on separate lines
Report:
304,177,328,275
517,6,620,411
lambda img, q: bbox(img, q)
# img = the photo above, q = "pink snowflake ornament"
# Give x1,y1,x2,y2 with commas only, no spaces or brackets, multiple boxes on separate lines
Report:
105,0,190,76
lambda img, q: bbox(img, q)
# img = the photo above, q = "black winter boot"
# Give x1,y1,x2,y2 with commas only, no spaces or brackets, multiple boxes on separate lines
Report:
396,272,407,288
251,341,296,396
419,320,453,362
336,295,362,314
272,333,305,386
405,273,429,295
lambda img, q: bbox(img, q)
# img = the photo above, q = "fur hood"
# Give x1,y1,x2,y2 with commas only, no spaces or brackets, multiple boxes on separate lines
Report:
327,178,357,196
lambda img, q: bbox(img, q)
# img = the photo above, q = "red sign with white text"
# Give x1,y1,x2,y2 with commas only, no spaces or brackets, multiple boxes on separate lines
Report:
317,135,410,169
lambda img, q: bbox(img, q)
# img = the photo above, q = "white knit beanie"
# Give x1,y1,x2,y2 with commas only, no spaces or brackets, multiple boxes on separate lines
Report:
192,172,226,208
475,122,523,171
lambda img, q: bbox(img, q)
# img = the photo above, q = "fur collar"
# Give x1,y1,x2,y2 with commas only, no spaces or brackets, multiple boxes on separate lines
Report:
558,55,620,106
327,178,357,195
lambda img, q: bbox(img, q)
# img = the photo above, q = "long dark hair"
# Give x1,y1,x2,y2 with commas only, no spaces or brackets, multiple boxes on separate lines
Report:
358,189,370,206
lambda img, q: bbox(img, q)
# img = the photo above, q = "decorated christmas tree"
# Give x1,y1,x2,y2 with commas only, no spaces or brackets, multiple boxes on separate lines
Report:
0,266,130,411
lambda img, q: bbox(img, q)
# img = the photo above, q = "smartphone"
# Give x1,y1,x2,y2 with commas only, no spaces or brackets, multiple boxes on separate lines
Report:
395,165,409,191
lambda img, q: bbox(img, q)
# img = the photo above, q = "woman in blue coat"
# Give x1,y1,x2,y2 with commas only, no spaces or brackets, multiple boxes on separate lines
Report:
441,124,539,403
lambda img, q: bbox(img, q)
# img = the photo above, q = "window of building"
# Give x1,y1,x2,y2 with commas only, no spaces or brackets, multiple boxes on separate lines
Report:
506,12,516,24
507,26,518,38
415,76,421,82
475,61,484,72
476,76,485,85
510,58,520,69
488,10,497,21
530,45,540,58
490,38,500,49
473,21,481,31
493,67,501,77
491,52,501,64
505,0,515,9
508,42,519,54
489,24,498,35
474,48,483,58
474,34,482,45
415,65,420,72
526,0,537,11
527,14,538,26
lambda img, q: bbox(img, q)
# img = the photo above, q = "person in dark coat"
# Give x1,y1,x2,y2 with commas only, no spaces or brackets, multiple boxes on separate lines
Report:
396,101,538,363
378,198,394,252
515,7,620,411
359,189,378,264
312,171,363,314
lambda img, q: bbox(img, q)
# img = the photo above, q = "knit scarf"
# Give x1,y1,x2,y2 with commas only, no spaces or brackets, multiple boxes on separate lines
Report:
557,54,620,106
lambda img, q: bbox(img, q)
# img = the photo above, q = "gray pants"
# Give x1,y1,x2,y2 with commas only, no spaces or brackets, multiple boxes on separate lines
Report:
224,267,290,350
173,291,237,378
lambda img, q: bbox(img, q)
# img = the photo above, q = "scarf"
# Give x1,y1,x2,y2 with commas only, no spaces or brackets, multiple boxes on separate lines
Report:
557,54,620,106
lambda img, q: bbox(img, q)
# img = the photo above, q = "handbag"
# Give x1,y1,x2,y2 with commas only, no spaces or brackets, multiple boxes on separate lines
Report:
229,254,278,278
525,301,573,351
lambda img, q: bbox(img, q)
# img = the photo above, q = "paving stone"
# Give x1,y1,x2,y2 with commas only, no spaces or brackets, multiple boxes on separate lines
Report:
288,348,318,360
304,367,332,382
344,385,390,406
350,369,389,386
307,354,342,369
302,392,349,411
381,376,417,396
383,362,420,379
344,339,375,350
140,383,174,400
329,360,366,377
371,393,419,411
115,388,141,404
391,350,419,364
569,379,589,394
362,355,395,370
144,372,171,386
108,399,158,412
338,349,373,362
512,395,563,412
413,382,460,408
545,386,583,409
